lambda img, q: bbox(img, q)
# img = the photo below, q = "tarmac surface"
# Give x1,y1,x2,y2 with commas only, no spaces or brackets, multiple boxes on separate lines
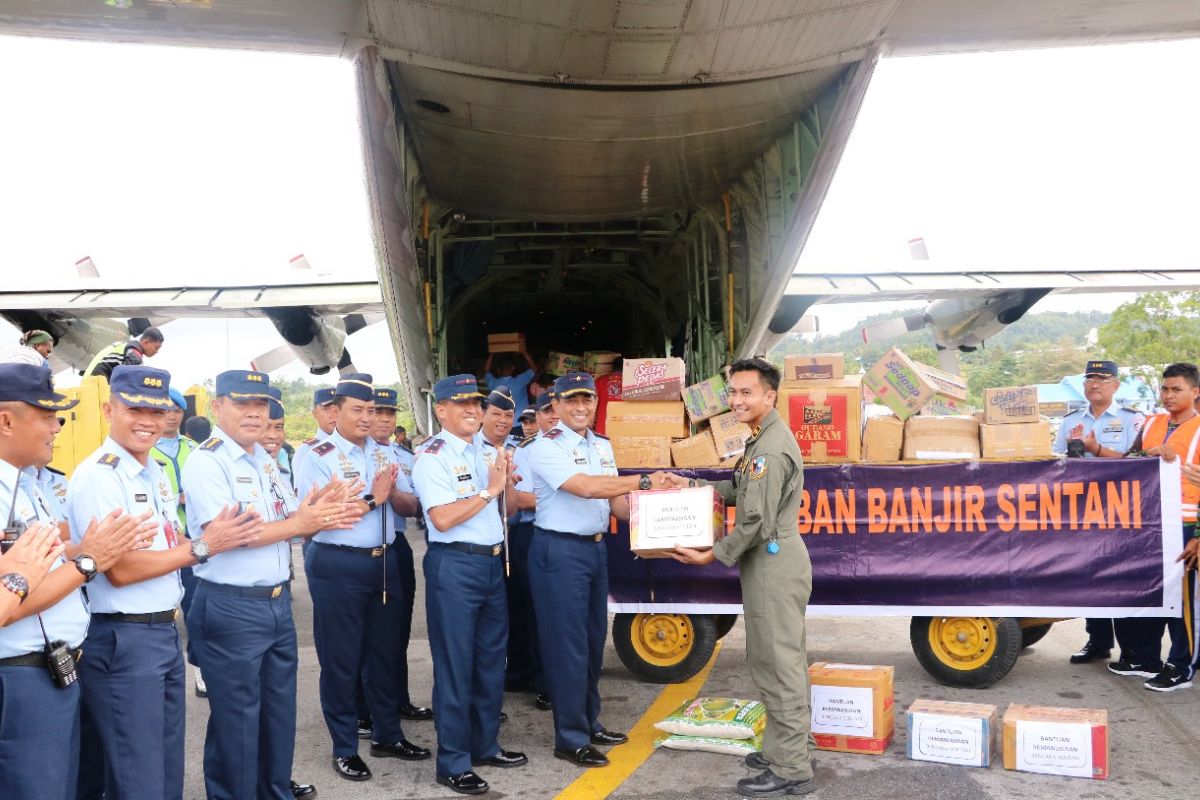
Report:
179,531,1198,800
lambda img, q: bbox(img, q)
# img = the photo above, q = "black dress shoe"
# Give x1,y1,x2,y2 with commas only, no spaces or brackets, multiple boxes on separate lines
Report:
744,751,770,770
332,755,371,781
399,702,434,721
370,739,432,761
1069,642,1112,664
736,769,816,797
356,718,373,739
437,770,489,795
554,745,609,767
590,728,628,746
472,749,528,768
499,711,508,723
290,780,317,798
535,693,552,711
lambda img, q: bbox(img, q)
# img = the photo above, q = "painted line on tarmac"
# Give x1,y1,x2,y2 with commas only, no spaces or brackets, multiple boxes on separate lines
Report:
553,642,723,800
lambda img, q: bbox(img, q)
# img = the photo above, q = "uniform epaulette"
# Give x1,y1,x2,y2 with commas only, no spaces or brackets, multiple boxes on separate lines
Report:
312,442,335,457
200,437,223,451
544,428,563,440
592,432,609,441
304,437,319,446
423,438,445,455
45,466,66,476
97,453,121,468
398,443,413,454
518,435,538,448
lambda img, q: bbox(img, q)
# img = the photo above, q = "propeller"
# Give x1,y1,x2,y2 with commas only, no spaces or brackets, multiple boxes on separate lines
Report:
860,312,927,344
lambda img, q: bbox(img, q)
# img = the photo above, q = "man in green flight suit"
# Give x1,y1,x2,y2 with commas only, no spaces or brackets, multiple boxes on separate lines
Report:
669,357,814,797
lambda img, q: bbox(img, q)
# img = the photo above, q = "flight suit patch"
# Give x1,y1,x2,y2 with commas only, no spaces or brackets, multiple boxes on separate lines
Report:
747,456,768,480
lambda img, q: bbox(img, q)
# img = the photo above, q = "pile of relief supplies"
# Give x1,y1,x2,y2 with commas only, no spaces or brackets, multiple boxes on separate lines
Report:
654,697,766,756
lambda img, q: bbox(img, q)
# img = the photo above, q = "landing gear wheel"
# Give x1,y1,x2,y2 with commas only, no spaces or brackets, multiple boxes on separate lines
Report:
910,616,1022,688
613,613,718,684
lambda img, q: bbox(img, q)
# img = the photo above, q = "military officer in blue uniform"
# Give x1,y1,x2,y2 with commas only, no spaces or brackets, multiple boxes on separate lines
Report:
70,366,265,800
0,362,155,800
412,374,527,795
526,371,663,767
1053,358,1145,666
182,369,355,800
293,386,337,471
296,374,430,782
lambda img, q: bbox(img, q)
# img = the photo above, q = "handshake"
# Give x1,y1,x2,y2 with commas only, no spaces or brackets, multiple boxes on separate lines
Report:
642,472,692,490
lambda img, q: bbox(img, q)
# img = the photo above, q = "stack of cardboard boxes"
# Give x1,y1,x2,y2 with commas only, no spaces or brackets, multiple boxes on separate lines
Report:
777,354,863,465
607,358,690,468
979,386,1053,458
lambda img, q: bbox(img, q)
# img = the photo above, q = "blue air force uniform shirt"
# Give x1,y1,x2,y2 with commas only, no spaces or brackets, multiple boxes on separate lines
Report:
377,442,416,533
35,466,68,521
295,430,403,548
528,423,618,535
1053,403,1145,456
512,434,540,524
292,427,333,482
66,438,183,613
181,426,293,587
411,431,502,546
0,459,89,657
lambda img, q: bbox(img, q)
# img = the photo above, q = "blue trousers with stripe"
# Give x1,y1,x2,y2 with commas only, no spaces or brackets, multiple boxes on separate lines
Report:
0,665,80,800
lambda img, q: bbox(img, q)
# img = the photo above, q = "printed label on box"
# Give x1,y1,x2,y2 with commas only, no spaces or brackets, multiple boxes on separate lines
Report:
811,685,873,737
1016,721,1093,778
912,713,984,766
789,394,849,457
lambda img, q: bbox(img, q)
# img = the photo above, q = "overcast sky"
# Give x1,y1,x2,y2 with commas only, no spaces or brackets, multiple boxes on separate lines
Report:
2,35,1198,387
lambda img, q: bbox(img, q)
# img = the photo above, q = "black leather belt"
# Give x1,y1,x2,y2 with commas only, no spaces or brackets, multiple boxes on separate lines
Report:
313,541,387,558
94,610,177,624
536,527,605,543
430,541,503,557
198,579,288,599
0,648,82,667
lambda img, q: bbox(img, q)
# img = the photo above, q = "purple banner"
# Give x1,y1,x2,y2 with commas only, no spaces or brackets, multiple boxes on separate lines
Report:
608,458,1183,617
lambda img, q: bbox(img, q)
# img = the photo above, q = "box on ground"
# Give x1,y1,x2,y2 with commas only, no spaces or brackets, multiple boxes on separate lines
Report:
622,358,686,402
778,378,863,464
671,430,721,468
584,350,621,375
629,486,725,558
709,411,753,459
980,420,1053,459
546,351,582,375
983,386,1040,424
809,663,894,755
906,699,998,768
683,374,729,424
784,353,845,381
862,415,904,462
903,416,980,460
486,332,525,353
606,401,688,439
1002,704,1108,780
611,436,672,468
865,347,968,420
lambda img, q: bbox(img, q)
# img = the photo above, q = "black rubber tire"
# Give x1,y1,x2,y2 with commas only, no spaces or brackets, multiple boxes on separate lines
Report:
1020,623,1053,650
612,613,718,684
909,616,1023,689
714,614,739,640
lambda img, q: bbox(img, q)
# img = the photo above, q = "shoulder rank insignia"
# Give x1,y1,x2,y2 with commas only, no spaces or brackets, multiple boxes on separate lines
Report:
423,438,445,455
304,437,319,446
518,435,538,448
97,453,121,468
313,442,335,457
747,456,768,480
592,432,609,441
200,437,224,451
544,428,563,440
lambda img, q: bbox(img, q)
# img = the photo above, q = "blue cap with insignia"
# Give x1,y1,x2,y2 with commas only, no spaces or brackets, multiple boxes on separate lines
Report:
0,362,79,411
485,385,515,412
373,387,399,409
433,374,485,403
553,371,596,398
312,387,335,407
535,391,556,412
1084,359,1119,377
266,386,285,420
168,386,187,411
215,369,271,400
336,372,374,402
110,365,174,409
519,406,536,421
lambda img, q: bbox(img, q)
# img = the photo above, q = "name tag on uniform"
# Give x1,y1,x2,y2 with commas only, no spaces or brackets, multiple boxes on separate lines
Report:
1103,424,1122,434
236,476,253,484
134,493,148,502
457,473,472,482
343,471,360,480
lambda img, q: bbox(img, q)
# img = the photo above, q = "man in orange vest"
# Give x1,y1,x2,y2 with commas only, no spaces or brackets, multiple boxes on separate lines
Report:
1119,362,1200,692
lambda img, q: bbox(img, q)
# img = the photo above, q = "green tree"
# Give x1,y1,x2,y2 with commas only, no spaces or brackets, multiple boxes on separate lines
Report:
1097,291,1200,385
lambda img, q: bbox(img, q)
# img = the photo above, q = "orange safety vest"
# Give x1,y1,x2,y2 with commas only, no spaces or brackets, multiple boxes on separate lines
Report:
1141,412,1200,522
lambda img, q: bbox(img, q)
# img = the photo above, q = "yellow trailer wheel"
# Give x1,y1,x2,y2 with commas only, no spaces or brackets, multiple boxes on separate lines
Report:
910,616,1022,688
613,613,717,684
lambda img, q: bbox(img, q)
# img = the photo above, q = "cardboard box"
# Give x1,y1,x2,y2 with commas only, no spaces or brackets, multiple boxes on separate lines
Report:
486,332,525,353
778,378,863,464
784,353,845,381
906,699,998,768
670,430,721,468
903,416,980,461
629,486,725,559
980,420,1053,459
546,351,582,376
611,436,672,468
605,401,688,439
865,347,968,420
809,663,895,755
918,396,971,416
682,374,729,424
709,411,753,459
983,386,1041,424
583,350,621,375
1003,705,1109,780
622,358,686,402
862,415,904,463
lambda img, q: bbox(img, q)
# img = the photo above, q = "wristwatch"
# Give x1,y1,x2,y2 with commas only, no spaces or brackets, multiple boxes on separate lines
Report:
363,494,378,511
478,489,495,503
73,554,98,583
638,474,652,491
190,538,210,565
0,572,29,602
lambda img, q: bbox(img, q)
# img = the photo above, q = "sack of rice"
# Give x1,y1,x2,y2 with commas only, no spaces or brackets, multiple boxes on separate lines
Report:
656,732,764,757
653,697,767,740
